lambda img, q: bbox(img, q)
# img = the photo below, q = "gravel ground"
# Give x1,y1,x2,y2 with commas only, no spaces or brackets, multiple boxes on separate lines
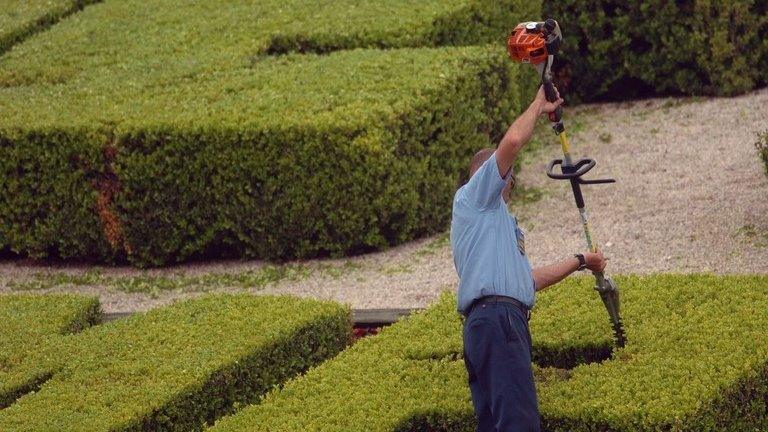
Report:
2,89,767,313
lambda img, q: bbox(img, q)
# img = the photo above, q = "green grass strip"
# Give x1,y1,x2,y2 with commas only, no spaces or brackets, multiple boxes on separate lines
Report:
0,294,100,407
5,260,368,295
0,294,350,431
6,261,366,295
207,275,768,431
7,264,312,294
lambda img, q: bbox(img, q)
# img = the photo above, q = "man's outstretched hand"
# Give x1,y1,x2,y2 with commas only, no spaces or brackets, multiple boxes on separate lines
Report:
535,85,564,116
584,249,607,272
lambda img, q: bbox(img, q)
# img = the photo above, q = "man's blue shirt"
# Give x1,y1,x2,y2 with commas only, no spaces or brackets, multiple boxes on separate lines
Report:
451,151,535,315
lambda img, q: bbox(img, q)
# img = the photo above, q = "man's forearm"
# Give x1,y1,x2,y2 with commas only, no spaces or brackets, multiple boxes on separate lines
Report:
531,257,580,291
495,99,543,175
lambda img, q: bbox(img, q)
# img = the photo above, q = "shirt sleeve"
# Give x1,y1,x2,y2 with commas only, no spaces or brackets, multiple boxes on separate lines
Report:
463,151,511,210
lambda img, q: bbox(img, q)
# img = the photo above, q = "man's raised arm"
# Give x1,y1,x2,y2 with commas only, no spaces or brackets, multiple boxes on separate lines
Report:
495,86,564,177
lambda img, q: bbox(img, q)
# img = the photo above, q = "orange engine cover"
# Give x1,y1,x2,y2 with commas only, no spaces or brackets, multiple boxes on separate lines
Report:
507,22,548,64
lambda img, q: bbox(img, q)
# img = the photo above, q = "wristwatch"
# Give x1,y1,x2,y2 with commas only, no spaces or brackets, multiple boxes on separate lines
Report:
574,253,587,271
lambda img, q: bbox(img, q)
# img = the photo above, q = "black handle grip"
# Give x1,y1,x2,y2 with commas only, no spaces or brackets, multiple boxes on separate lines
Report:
580,177,616,185
544,79,558,103
543,78,563,123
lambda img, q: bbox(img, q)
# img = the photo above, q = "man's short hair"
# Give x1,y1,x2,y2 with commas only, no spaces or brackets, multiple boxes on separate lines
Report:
469,147,496,178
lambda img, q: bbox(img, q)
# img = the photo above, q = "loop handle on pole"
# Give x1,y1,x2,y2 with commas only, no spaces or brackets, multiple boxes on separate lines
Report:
545,158,616,184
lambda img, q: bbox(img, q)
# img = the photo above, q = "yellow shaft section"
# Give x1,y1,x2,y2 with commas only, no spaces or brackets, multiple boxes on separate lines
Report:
558,130,571,159
578,208,598,253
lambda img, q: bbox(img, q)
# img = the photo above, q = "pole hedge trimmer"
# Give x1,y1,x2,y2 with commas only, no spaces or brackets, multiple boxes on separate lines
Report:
507,19,627,348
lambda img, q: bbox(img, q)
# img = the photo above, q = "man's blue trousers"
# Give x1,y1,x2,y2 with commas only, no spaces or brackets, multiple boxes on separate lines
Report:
462,300,541,432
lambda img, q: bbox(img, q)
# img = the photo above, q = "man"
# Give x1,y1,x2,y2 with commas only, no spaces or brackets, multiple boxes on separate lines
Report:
450,85,607,431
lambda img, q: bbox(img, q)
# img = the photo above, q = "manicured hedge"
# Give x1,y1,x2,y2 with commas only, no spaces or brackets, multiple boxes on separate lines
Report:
207,290,472,432
535,275,768,431
0,294,100,408
0,46,537,266
262,0,541,54
208,275,768,431
0,127,115,260
0,0,537,88
542,0,768,101
0,0,99,56
0,295,351,431
0,0,539,265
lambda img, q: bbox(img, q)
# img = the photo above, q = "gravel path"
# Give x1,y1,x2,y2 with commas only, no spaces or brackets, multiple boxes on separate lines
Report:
2,89,767,312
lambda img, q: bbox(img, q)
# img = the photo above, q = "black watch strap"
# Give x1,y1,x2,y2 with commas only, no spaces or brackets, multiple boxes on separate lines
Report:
574,253,587,271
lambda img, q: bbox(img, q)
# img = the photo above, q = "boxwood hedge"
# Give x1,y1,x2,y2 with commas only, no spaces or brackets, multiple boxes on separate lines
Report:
0,46,536,266
207,289,472,432
0,294,100,408
0,0,99,56
260,0,541,55
208,275,768,431
0,294,351,431
543,0,768,101
535,274,768,431
0,0,537,88
0,0,539,266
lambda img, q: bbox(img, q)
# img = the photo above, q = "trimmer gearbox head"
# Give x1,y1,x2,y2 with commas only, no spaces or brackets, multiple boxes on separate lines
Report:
507,20,562,65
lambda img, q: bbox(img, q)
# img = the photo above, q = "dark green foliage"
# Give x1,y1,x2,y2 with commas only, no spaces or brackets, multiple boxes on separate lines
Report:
209,275,768,431
0,47,537,266
0,128,116,260
0,294,351,431
543,0,768,102
757,130,768,176
0,294,100,408
0,0,100,56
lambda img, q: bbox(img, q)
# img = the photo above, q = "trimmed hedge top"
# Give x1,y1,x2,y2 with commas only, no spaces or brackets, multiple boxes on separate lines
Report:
0,0,98,56
0,294,100,344
0,0,536,87
0,294,351,431
209,275,768,431
0,46,510,131
208,289,472,432
536,274,768,430
0,294,100,407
